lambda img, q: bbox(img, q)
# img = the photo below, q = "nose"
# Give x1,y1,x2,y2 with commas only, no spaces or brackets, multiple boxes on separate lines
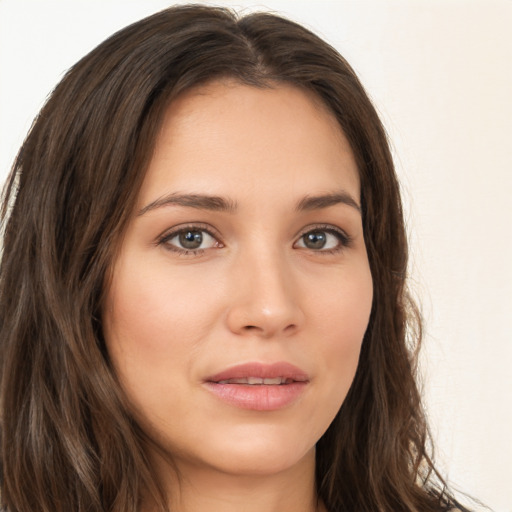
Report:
225,249,304,339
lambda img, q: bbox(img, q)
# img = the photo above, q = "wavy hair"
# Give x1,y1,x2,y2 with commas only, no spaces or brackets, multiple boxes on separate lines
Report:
1,5,467,511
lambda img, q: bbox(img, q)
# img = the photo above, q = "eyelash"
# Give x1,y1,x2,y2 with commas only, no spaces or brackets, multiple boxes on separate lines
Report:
296,224,352,255
156,223,352,256
157,223,221,256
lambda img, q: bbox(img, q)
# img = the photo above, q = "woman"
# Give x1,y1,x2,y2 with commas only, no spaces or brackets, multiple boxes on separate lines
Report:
0,5,470,512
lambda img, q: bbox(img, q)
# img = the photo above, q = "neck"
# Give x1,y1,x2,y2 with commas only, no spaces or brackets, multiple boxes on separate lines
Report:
144,448,326,512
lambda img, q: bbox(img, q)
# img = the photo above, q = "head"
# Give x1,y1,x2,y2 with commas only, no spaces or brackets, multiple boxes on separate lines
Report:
1,5,433,512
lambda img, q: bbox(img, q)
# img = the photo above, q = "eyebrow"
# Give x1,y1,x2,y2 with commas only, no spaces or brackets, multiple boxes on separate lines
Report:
138,193,238,216
295,192,361,213
138,190,361,216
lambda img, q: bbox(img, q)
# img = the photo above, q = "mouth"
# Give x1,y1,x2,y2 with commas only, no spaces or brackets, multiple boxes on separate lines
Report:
216,377,297,385
204,362,309,411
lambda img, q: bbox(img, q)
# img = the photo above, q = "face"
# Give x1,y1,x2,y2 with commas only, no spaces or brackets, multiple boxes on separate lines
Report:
103,81,373,479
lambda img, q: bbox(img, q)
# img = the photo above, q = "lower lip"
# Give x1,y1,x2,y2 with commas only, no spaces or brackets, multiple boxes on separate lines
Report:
203,382,307,411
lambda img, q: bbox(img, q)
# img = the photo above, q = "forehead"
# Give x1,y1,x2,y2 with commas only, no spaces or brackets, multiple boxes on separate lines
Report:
138,80,360,208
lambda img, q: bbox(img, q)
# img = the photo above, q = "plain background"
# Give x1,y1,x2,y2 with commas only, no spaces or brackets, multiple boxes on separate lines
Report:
1,1,511,510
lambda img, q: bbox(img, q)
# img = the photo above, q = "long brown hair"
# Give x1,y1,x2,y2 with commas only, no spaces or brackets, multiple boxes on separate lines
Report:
1,5,467,511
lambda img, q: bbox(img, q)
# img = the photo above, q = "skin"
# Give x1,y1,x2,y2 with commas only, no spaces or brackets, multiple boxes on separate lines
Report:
103,81,373,512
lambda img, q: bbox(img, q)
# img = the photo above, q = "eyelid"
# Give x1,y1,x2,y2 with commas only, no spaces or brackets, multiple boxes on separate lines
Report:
156,222,223,253
155,222,352,256
293,224,352,251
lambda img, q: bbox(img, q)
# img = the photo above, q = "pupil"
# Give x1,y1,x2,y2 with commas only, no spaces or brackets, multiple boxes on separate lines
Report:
179,231,203,249
304,231,326,249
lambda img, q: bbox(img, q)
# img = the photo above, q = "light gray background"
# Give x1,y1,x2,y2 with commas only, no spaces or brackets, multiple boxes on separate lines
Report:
1,1,511,510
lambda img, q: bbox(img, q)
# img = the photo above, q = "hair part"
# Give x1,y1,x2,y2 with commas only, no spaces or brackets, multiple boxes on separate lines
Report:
1,5,467,511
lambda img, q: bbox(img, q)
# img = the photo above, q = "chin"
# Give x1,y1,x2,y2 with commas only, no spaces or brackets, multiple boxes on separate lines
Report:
201,447,316,479
192,424,318,477
149,422,317,479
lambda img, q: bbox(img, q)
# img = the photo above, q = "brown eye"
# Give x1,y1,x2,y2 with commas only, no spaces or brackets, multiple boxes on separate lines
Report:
161,228,219,253
294,227,349,252
179,230,204,249
302,231,327,249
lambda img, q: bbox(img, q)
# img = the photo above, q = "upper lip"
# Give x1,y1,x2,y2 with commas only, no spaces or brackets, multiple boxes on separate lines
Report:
205,362,309,383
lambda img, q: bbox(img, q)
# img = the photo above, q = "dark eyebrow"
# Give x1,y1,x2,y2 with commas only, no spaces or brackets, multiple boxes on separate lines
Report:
138,193,238,216
295,192,361,213
138,191,360,216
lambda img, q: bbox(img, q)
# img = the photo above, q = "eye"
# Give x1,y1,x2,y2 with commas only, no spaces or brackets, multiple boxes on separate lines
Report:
159,226,221,254
294,227,350,252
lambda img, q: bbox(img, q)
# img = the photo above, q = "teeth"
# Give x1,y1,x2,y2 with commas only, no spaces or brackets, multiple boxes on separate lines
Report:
217,377,288,385
263,377,283,385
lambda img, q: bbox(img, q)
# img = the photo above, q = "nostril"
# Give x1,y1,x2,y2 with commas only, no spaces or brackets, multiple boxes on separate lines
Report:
241,323,297,337
283,324,297,334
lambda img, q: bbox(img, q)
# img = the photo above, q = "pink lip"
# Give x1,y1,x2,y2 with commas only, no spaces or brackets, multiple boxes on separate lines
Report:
203,362,309,411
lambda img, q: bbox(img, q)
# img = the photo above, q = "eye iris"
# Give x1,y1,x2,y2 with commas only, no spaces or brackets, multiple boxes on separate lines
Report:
304,231,327,249
179,230,203,249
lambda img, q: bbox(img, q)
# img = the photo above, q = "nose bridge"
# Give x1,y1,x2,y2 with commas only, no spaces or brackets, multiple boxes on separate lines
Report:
226,239,303,337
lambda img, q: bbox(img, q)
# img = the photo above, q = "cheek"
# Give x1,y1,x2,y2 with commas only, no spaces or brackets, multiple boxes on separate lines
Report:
104,257,222,358
310,262,372,393
312,261,373,343
292,266,371,447
102,261,216,423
